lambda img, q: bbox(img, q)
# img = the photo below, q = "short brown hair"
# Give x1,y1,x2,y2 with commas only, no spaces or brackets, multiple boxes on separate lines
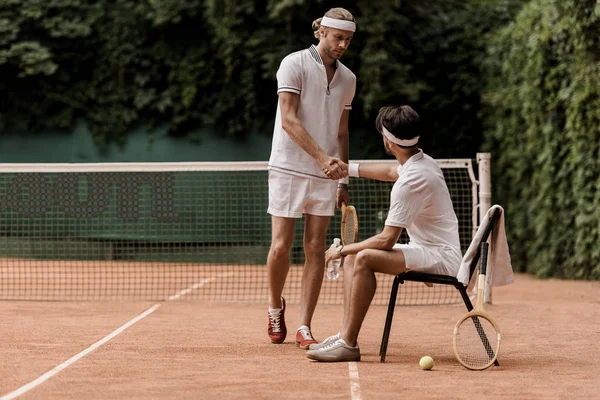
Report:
375,105,421,143
312,8,355,39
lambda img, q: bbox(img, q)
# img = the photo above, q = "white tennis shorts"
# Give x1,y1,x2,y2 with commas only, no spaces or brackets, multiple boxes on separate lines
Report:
267,170,337,218
393,243,454,276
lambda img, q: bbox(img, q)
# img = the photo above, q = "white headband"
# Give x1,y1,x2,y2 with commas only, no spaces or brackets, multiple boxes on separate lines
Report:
382,126,420,147
321,16,356,32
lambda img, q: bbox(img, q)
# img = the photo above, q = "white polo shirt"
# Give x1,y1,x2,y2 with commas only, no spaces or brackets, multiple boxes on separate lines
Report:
385,150,463,275
269,45,356,180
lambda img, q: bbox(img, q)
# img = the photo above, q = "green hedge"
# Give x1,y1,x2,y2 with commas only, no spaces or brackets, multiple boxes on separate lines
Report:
483,0,600,279
0,0,523,159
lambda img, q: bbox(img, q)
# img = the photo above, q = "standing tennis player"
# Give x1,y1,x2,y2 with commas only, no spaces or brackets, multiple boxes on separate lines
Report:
306,105,462,362
267,8,357,349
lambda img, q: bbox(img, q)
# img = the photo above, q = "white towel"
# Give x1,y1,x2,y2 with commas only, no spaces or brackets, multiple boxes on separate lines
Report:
456,205,514,289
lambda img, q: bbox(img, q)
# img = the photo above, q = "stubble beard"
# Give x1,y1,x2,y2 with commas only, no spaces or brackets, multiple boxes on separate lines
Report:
325,47,343,60
384,142,393,155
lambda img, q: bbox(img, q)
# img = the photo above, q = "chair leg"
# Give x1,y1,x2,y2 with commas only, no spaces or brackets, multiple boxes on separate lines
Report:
380,276,401,363
457,285,500,367
457,285,474,312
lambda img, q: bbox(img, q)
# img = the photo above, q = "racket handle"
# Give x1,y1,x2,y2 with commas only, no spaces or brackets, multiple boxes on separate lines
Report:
480,242,489,275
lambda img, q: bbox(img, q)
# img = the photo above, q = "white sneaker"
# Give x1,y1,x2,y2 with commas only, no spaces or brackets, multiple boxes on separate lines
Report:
306,338,360,362
308,332,340,350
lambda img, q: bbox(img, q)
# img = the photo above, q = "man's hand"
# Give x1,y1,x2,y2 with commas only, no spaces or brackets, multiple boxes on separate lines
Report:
320,157,348,180
325,245,343,264
331,159,348,173
336,187,349,209
332,159,349,207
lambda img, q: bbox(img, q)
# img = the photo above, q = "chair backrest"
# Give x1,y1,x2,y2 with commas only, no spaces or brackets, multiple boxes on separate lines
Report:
467,206,502,281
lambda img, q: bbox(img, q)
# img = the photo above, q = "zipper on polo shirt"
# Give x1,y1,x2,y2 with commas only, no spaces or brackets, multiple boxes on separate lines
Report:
326,85,330,95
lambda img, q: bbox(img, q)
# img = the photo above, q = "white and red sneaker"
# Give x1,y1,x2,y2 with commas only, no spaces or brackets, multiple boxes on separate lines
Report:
295,326,318,350
268,297,287,344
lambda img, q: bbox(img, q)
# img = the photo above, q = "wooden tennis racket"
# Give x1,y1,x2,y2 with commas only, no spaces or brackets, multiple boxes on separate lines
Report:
340,202,358,245
453,242,501,370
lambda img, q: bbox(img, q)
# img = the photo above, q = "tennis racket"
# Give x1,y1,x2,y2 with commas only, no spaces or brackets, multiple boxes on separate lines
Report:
340,202,358,245
453,242,501,370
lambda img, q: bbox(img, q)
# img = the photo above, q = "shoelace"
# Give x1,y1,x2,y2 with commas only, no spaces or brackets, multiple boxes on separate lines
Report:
321,333,340,345
269,313,281,332
320,339,343,351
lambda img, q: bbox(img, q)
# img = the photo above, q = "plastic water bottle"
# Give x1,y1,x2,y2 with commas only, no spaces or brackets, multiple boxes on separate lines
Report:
327,238,342,280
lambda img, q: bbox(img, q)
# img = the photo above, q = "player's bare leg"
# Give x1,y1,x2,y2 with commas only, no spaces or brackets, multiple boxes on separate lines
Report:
267,216,296,308
299,214,331,328
342,254,356,329
266,216,296,343
341,248,408,347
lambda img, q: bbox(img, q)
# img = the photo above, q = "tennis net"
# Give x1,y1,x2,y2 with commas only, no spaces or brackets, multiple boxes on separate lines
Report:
0,157,488,304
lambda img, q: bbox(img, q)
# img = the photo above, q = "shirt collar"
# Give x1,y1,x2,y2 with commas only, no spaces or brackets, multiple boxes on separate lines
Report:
397,149,424,174
309,45,339,69
309,45,323,66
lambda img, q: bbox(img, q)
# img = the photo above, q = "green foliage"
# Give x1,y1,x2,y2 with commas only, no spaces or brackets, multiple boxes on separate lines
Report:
0,0,524,155
483,0,600,279
4,0,598,280
0,41,58,77
351,0,527,158
1,0,224,145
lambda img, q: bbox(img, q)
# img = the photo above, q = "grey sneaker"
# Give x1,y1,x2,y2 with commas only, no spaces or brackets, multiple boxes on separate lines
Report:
306,338,360,362
308,332,340,350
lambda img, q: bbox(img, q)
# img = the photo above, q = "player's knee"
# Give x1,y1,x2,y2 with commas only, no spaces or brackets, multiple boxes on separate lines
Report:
269,241,292,260
354,250,375,274
343,254,356,268
303,238,325,257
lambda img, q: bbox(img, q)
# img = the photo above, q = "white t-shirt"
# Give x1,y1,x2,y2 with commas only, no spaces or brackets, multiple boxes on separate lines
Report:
385,150,462,275
268,45,356,180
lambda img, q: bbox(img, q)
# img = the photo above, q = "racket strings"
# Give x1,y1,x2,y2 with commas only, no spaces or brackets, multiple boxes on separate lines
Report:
455,316,499,369
342,211,356,244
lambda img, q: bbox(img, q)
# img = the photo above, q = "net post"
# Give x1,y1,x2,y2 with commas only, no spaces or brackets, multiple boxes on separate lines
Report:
477,153,492,304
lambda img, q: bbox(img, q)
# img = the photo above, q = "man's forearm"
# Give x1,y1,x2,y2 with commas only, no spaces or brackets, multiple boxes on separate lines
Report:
337,131,349,185
339,232,397,256
349,163,398,182
337,132,349,164
282,117,327,164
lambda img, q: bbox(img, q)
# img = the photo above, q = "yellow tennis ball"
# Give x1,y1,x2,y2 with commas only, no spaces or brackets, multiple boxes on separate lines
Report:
419,356,434,370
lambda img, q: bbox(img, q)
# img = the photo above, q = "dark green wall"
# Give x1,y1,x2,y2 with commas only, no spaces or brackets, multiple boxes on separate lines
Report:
0,123,272,163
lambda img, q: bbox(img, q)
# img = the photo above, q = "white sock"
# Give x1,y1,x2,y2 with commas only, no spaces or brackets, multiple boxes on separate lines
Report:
298,325,310,332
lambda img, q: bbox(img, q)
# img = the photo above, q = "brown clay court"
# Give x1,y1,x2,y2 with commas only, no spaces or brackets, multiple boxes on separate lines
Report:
1,272,599,399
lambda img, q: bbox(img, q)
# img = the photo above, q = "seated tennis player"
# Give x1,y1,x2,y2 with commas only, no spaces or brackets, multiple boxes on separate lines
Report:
306,105,462,362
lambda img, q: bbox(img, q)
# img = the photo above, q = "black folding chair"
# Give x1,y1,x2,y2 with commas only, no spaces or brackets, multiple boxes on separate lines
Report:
379,206,502,363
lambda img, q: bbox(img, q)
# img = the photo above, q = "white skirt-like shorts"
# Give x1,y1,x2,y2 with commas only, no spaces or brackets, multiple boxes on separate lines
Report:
393,243,460,276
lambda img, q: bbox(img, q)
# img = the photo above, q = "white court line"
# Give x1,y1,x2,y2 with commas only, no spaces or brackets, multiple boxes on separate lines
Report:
348,362,362,400
0,273,233,400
